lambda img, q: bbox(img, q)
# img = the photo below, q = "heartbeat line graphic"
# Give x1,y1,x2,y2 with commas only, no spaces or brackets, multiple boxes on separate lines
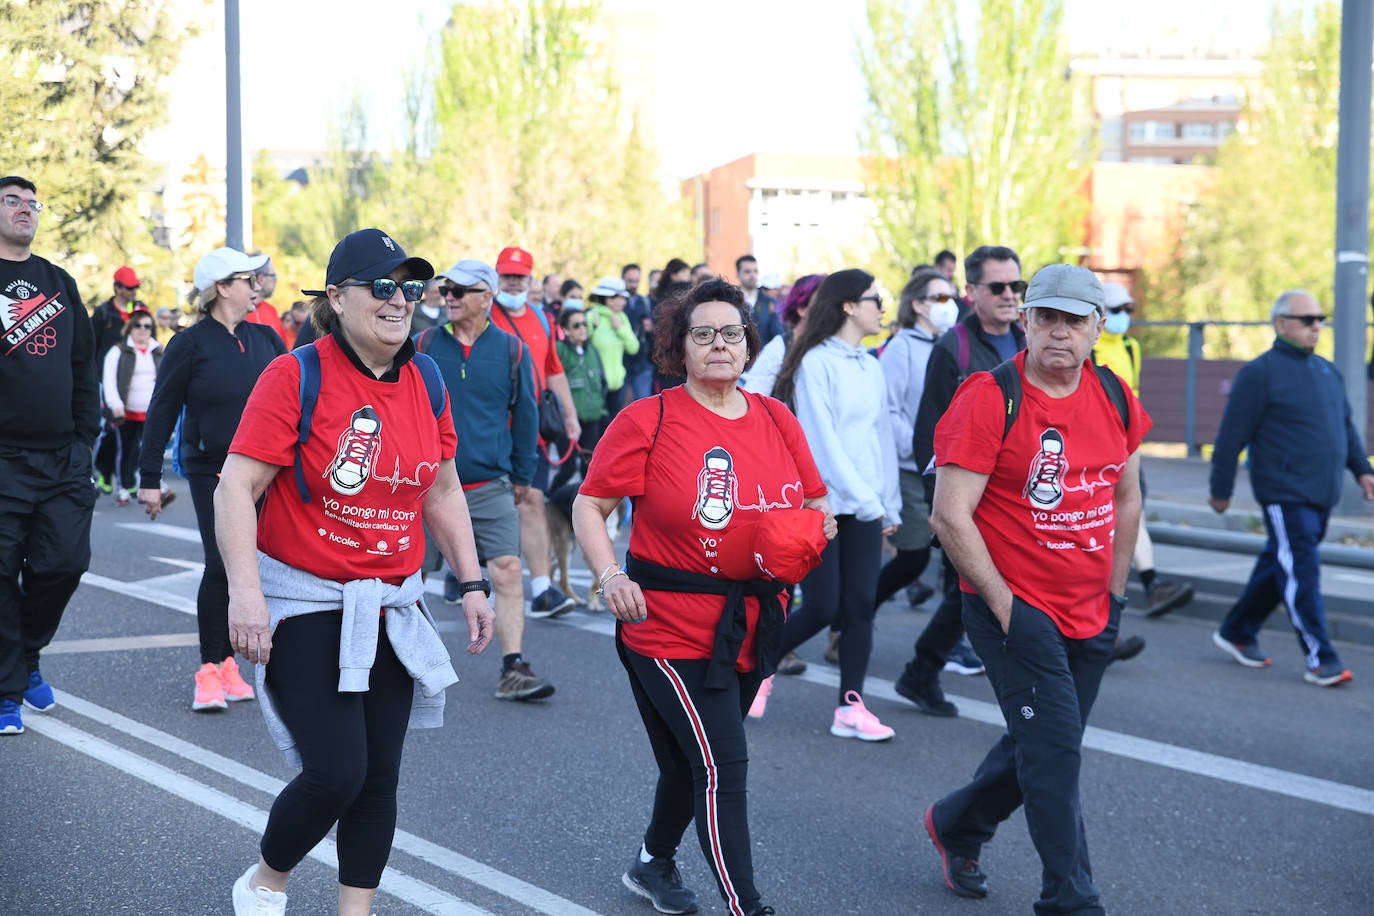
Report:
372,456,439,494
1061,462,1127,498
734,481,803,512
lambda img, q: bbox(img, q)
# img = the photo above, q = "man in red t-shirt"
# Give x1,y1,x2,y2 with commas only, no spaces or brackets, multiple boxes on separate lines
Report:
244,256,286,342
922,265,1149,914
488,246,581,617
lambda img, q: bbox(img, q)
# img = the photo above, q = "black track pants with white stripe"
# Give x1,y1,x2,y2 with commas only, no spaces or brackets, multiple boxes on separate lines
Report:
617,633,765,916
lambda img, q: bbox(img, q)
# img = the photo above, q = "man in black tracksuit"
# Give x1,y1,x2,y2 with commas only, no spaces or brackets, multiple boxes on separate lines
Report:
895,246,1026,717
0,174,100,735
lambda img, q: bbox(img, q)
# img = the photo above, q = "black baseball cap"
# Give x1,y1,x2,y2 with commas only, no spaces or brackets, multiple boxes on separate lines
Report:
301,228,433,296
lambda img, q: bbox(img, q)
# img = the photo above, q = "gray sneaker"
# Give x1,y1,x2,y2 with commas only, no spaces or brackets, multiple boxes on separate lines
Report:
623,854,699,914
1145,580,1194,618
495,661,556,701
1211,630,1271,668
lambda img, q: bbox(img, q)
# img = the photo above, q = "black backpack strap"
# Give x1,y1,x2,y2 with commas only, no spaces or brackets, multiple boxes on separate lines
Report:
1092,362,1131,432
415,326,437,354
508,334,521,414
646,392,665,459
989,359,1022,442
292,344,322,502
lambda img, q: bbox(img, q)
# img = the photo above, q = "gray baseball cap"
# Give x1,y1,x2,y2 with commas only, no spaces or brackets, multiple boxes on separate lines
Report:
1021,264,1104,317
439,259,499,293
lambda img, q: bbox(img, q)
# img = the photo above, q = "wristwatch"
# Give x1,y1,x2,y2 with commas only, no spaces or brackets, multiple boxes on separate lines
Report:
459,579,491,597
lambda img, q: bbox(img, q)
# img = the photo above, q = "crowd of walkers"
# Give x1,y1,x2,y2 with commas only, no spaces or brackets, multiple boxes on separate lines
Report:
5,167,1364,915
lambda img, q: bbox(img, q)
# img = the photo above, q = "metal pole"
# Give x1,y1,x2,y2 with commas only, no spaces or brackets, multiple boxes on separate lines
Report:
224,0,245,250
1185,322,1203,457
1333,0,1373,511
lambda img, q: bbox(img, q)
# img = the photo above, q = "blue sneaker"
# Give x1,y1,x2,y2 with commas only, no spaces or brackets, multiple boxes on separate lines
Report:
529,586,576,619
23,668,55,711
0,699,22,735
443,572,461,605
943,641,985,676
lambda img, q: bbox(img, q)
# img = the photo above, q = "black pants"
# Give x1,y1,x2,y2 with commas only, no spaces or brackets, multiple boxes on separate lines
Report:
112,419,145,491
873,546,932,608
618,635,764,916
932,592,1119,915
779,515,883,704
93,418,118,482
905,550,965,683
187,472,232,665
0,444,96,700
260,613,414,888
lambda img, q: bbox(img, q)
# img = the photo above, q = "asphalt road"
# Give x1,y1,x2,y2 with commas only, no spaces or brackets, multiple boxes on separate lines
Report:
3,496,1372,915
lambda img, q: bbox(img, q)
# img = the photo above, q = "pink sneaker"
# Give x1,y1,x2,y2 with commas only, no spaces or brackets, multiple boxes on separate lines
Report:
192,662,227,711
830,690,894,741
748,675,774,719
219,656,256,702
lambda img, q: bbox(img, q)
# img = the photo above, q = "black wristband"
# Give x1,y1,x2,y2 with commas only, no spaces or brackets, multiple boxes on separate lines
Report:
1111,593,1128,606
459,579,491,597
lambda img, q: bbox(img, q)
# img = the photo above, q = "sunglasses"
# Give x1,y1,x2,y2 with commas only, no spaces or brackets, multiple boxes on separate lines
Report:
226,274,261,290
131,323,153,330
1280,313,1326,326
923,293,958,304
566,321,587,330
1107,305,1134,315
975,280,1028,296
440,283,491,301
688,324,747,345
858,294,884,309
339,278,426,302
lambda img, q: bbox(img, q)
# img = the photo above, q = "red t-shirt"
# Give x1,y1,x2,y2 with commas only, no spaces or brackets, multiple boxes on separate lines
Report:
580,386,827,668
229,335,458,583
245,300,286,342
490,305,562,391
934,352,1151,638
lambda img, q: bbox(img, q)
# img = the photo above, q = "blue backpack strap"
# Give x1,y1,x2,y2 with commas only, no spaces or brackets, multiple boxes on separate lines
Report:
292,345,322,502
410,352,447,419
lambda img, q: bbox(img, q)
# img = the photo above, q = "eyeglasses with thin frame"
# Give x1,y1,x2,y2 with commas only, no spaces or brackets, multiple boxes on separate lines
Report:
688,324,747,345
338,278,426,302
440,283,492,302
974,280,1028,296
1,194,43,213
1279,313,1326,327
923,292,958,304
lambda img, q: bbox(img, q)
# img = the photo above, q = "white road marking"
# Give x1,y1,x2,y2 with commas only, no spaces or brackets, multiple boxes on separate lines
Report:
117,521,205,543
40,691,603,916
46,633,199,654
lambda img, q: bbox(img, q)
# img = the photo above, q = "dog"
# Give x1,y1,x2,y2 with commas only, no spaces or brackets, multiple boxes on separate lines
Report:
547,496,629,612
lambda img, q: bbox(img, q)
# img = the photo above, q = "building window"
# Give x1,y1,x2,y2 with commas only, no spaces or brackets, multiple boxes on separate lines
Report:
1181,122,1215,140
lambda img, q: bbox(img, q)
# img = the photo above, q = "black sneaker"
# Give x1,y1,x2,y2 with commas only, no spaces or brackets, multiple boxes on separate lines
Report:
1144,579,1195,618
1110,634,1146,663
943,641,985,676
622,855,699,914
529,586,576,619
895,671,958,717
495,661,555,701
905,581,935,607
925,804,988,899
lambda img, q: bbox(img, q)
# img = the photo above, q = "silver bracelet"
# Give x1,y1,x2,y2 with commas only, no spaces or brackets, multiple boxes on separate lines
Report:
596,570,627,597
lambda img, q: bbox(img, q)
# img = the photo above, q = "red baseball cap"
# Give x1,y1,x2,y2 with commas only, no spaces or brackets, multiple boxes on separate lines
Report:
495,246,533,276
113,265,140,288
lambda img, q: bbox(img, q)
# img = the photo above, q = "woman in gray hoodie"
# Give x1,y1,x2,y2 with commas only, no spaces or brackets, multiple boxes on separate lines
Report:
766,269,901,741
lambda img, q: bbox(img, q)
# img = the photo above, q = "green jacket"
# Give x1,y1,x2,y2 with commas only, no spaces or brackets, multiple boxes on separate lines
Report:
555,339,608,422
587,303,640,392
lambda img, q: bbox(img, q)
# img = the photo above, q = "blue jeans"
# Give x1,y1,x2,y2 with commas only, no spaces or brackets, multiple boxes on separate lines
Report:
1219,502,1338,668
626,365,654,402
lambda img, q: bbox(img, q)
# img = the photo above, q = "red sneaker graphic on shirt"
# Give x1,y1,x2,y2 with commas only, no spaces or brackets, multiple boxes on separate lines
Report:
328,405,382,496
1023,428,1067,510
694,446,736,530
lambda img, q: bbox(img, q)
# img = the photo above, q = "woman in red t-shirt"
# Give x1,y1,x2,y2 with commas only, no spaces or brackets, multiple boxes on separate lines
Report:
574,279,835,916
213,228,495,916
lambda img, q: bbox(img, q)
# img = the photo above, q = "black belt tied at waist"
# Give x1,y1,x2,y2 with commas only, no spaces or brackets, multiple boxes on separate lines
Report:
624,551,788,690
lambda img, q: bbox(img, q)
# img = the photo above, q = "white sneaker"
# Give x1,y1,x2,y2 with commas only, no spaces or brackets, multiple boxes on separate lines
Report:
232,864,287,915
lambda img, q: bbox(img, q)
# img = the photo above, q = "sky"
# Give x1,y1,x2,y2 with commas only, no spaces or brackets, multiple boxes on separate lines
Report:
157,0,1292,181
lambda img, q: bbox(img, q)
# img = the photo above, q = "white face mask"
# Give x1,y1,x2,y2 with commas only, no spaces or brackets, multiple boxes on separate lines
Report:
1104,312,1131,335
929,300,959,333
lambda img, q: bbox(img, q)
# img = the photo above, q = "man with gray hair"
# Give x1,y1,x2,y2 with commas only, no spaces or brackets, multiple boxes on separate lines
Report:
1209,289,1374,686
923,264,1149,912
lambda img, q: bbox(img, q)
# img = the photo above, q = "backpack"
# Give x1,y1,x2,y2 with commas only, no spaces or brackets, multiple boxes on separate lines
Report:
290,344,446,502
415,325,522,415
987,358,1130,442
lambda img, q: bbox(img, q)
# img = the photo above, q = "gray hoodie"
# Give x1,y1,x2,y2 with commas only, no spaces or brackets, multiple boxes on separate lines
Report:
254,552,459,767
793,336,901,523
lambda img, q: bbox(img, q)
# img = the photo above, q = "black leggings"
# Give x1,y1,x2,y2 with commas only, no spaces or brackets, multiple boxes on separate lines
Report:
112,420,145,491
779,515,883,704
260,613,414,888
186,472,231,665
874,546,932,608
618,635,764,916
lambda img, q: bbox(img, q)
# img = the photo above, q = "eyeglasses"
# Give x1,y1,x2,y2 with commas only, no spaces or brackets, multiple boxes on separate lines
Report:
923,293,958,304
225,274,262,290
1107,305,1134,315
1279,313,1326,326
440,283,491,301
338,278,426,302
858,294,884,309
1,194,43,213
974,280,1028,296
131,323,153,330
566,321,587,330
688,324,747,345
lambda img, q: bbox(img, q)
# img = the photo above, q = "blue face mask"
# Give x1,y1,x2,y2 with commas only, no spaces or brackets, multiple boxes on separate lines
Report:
562,298,584,311
495,290,527,310
1104,312,1131,335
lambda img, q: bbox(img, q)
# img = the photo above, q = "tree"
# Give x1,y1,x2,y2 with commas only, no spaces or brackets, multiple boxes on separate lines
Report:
1152,3,1343,358
0,0,193,299
857,0,1091,290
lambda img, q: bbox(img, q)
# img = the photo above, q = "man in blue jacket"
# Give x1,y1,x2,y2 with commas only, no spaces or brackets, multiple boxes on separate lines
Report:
418,259,552,702
1209,289,1374,687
